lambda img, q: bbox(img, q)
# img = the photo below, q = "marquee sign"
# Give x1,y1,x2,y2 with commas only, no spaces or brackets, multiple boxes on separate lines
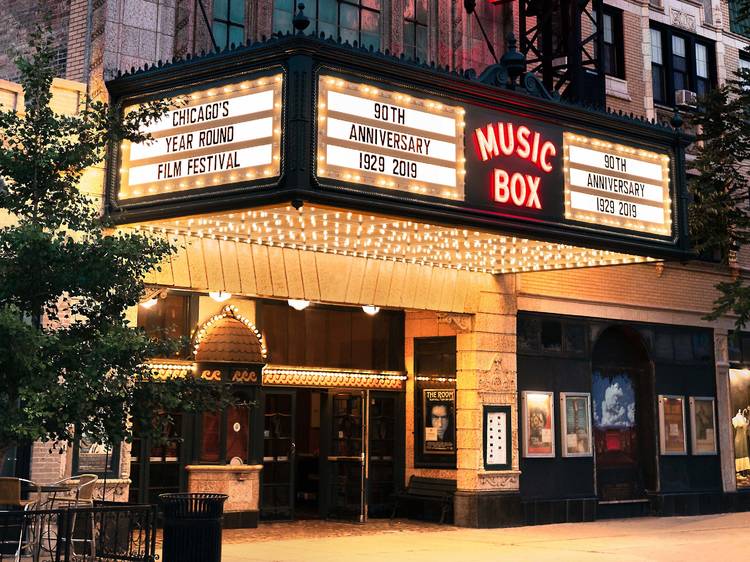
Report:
563,133,672,236
316,75,465,201
117,73,282,202
107,37,690,258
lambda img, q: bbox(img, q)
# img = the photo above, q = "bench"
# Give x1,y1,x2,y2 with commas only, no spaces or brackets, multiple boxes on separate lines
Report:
391,476,456,524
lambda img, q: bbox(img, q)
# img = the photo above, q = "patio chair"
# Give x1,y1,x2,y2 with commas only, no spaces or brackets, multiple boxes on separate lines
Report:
0,477,41,562
47,475,98,561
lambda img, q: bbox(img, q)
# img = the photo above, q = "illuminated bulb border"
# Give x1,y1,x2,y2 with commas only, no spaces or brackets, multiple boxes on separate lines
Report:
131,205,654,276
562,132,672,236
316,75,466,202
119,74,283,200
193,304,268,360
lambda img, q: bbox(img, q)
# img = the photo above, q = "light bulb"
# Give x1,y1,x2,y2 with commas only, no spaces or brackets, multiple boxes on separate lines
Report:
288,299,311,311
362,305,380,316
140,298,158,309
209,291,232,302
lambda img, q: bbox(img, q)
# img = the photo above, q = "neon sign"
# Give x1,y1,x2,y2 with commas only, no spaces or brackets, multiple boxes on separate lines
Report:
472,123,557,210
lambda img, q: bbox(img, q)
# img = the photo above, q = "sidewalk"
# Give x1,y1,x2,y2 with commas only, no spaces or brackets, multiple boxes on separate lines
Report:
220,512,750,561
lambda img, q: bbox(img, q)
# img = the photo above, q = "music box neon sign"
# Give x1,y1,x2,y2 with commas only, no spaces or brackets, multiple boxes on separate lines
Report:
473,123,557,209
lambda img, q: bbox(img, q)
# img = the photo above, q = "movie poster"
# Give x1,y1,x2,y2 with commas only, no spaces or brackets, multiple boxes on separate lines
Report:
561,393,592,457
659,395,687,455
423,389,456,455
523,391,555,457
690,397,717,455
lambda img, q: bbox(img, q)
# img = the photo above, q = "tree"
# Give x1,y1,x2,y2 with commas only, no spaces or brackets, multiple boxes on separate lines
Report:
688,13,750,332
0,28,226,466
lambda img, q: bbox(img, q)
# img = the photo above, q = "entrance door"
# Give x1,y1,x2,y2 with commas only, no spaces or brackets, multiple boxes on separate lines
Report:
128,414,185,504
326,390,366,522
592,327,656,502
367,392,399,517
261,390,296,520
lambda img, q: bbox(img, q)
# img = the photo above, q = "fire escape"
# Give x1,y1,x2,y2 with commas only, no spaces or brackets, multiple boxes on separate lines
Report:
518,0,606,107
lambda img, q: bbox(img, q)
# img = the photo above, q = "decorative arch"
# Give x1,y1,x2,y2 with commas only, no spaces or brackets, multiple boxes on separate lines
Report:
193,305,267,363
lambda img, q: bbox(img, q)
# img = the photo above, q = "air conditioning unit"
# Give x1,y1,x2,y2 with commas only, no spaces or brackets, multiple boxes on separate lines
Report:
675,89,697,108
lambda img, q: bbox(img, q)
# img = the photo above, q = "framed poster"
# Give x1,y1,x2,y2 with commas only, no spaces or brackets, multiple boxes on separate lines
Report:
483,405,512,470
560,392,592,457
659,395,687,455
689,397,718,455
423,389,456,455
522,391,555,458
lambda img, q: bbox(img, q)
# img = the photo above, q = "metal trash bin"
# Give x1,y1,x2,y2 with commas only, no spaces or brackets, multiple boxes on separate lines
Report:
160,493,228,562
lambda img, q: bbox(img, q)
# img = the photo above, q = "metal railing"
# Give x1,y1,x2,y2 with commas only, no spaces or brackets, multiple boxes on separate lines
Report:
0,503,157,562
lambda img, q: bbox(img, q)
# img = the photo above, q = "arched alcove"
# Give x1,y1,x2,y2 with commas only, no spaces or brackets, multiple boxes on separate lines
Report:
591,325,657,501
193,305,267,364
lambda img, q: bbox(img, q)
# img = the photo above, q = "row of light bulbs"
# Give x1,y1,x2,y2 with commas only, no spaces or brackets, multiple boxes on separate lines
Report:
140,290,380,315
135,204,647,274
288,298,380,315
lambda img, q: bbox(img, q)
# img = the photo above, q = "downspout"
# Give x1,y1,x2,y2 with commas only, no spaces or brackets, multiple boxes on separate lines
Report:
82,0,93,100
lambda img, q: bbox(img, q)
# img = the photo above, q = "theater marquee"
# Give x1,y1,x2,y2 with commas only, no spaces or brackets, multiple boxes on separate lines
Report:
107,38,690,258
117,73,282,202
316,75,465,201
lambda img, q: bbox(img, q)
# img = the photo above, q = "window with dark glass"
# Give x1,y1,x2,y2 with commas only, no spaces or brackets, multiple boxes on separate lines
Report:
729,0,750,37
213,0,245,50
650,23,715,106
651,28,666,103
137,293,191,358
404,0,428,62
272,0,381,50
601,7,625,79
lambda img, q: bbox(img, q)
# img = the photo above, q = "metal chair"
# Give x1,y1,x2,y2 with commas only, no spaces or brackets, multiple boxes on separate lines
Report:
0,477,41,562
47,475,98,561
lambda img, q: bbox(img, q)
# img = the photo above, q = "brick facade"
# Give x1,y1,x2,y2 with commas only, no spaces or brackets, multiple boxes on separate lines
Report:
2,0,750,520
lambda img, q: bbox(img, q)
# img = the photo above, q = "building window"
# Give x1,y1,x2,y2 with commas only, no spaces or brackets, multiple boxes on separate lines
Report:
213,0,245,50
273,0,381,50
137,293,192,358
403,0,428,62
729,0,750,37
601,7,625,79
649,24,715,106
739,53,750,79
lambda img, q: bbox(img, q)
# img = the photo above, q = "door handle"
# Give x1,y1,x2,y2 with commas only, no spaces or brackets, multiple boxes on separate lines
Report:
290,441,296,456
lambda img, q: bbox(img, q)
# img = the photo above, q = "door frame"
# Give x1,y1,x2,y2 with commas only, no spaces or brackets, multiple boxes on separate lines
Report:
259,388,297,520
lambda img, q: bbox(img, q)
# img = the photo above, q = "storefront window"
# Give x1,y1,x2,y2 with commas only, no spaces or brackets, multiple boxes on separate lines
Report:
731,369,750,488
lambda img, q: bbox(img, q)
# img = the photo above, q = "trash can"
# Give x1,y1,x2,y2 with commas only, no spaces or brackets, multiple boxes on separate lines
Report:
159,493,228,562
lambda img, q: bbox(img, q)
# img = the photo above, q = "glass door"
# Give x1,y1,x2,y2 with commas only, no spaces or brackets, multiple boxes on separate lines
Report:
327,390,366,522
261,391,296,520
128,414,185,504
367,392,398,517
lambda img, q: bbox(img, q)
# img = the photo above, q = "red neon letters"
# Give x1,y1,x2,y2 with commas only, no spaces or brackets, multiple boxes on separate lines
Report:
473,122,557,210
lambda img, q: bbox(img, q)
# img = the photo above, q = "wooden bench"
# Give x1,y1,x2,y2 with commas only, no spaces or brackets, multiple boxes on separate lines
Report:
391,476,456,524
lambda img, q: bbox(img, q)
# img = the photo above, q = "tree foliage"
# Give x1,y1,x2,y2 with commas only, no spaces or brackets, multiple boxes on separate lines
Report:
0,28,227,461
689,17,750,331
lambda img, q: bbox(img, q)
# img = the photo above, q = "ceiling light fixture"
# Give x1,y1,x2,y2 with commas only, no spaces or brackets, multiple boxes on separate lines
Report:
140,298,159,309
288,299,311,311
362,305,380,315
209,291,232,302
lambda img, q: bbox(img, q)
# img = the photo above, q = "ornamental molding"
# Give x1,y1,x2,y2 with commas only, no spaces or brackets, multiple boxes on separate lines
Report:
670,8,697,32
437,312,474,333
477,470,521,491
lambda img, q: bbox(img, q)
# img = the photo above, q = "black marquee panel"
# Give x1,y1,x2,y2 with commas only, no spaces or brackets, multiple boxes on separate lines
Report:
106,34,692,260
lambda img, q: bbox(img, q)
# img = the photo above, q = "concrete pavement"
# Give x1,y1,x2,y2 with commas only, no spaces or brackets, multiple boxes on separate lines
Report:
220,512,750,561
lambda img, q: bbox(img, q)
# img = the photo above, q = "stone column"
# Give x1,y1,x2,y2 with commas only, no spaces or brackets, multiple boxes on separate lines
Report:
454,274,521,527
715,329,737,493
